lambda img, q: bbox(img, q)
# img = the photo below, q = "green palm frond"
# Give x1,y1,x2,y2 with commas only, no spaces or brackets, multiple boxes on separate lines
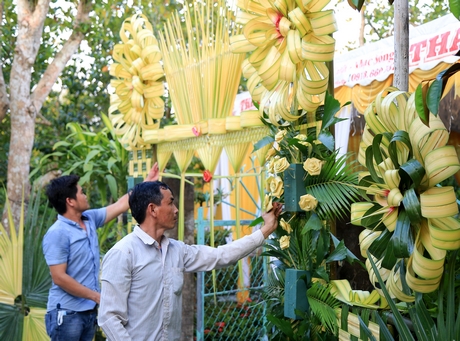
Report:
0,303,23,341
22,190,53,308
263,267,286,316
307,281,341,335
0,190,51,341
306,152,360,221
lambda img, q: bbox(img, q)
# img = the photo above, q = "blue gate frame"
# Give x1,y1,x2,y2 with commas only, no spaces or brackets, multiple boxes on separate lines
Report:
195,207,269,341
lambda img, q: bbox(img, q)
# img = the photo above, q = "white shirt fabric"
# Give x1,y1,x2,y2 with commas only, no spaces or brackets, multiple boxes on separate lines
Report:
98,225,265,341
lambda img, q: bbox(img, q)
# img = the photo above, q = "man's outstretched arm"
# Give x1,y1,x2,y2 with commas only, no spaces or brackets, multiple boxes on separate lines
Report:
183,202,283,272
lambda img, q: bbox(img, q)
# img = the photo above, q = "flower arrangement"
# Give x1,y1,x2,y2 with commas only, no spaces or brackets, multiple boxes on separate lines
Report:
255,93,364,339
259,94,361,228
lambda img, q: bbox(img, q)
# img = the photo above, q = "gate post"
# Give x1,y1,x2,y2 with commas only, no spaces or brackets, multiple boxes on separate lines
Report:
196,207,206,341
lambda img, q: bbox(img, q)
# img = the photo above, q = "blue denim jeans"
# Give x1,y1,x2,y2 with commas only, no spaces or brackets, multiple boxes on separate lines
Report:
45,308,97,341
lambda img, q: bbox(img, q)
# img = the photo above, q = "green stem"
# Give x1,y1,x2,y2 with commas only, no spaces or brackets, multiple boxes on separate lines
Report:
287,250,297,270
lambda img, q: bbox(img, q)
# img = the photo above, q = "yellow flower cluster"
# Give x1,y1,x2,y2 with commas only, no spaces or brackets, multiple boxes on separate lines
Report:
109,14,165,150
230,0,337,124
266,134,323,213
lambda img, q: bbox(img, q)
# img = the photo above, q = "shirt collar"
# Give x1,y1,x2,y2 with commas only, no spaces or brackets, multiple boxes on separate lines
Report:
133,225,168,248
57,213,88,226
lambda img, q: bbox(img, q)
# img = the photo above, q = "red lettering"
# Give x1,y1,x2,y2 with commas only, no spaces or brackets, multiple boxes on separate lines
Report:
409,40,427,63
448,28,460,53
240,98,255,111
375,53,393,64
427,31,450,59
355,59,372,69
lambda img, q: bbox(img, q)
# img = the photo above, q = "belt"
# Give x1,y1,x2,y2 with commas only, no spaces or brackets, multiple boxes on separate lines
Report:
80,306,98,314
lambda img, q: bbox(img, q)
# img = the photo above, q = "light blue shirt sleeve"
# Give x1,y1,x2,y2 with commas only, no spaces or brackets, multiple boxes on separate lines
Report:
83,207,107,229
43,226,69,266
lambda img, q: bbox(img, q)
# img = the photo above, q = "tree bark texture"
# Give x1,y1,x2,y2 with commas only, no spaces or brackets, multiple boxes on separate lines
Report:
2,0,91,233
393,0,409,91
0,0,10,121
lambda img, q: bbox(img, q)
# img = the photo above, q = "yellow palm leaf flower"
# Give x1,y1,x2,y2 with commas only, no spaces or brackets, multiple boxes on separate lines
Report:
108,14,165,150
230,0,337,124
353,88,460,301
280,218,292,233
279,235,291,250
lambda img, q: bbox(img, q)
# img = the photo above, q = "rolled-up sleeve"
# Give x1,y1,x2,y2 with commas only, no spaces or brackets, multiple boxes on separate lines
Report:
99,249,133,341
183,230,265,272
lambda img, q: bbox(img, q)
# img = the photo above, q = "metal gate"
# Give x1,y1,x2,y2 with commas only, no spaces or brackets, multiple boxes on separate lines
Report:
195,207,269,341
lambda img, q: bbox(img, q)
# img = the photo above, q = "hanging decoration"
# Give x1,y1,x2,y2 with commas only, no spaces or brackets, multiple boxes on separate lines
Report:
230,0,337,125
109,14,165,150
350,87,460,301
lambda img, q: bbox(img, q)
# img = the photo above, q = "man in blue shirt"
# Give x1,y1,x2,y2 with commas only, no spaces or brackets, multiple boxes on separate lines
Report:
42,163,158,341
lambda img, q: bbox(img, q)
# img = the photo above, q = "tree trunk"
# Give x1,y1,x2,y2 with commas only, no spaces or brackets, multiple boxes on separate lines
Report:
393,0,409,91
1,0,91,233
163,177,196,340
3,1,49,231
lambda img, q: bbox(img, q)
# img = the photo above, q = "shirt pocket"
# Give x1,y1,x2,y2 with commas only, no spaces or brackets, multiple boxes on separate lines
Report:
171,267,184,295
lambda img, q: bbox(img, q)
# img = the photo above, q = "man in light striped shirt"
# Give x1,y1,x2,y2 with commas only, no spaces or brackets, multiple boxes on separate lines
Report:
99,181,282,341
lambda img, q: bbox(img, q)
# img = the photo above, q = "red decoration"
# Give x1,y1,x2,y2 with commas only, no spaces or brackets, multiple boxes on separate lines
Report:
203,170,213,182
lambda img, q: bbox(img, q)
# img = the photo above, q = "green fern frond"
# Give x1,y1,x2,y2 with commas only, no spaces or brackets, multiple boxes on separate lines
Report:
307,282,341,335
306,152,360,221
308,181,359,221
264,276,284,300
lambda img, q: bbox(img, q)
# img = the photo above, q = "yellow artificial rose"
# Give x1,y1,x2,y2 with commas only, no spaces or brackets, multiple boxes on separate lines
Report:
267,156,279,173
275,130,287,143
280,218,292,234
303,157,324,176
274,157,289,173
299,194,318,211
265,147,277,161
264,194,273,212
279,235,290,250
270,176,284,198
265,176,274,192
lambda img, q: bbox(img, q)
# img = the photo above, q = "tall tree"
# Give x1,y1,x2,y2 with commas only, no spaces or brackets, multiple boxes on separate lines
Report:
0,0,181,232
0,0,92,232
344,0,452,50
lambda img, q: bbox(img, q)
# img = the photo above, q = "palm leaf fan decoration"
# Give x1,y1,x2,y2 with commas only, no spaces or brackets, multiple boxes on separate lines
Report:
0,191,53,341
158,1,245,128
157,0,246,242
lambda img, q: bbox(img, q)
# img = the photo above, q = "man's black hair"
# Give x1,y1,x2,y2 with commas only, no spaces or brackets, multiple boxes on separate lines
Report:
45,175,80,215
129,181,173,224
